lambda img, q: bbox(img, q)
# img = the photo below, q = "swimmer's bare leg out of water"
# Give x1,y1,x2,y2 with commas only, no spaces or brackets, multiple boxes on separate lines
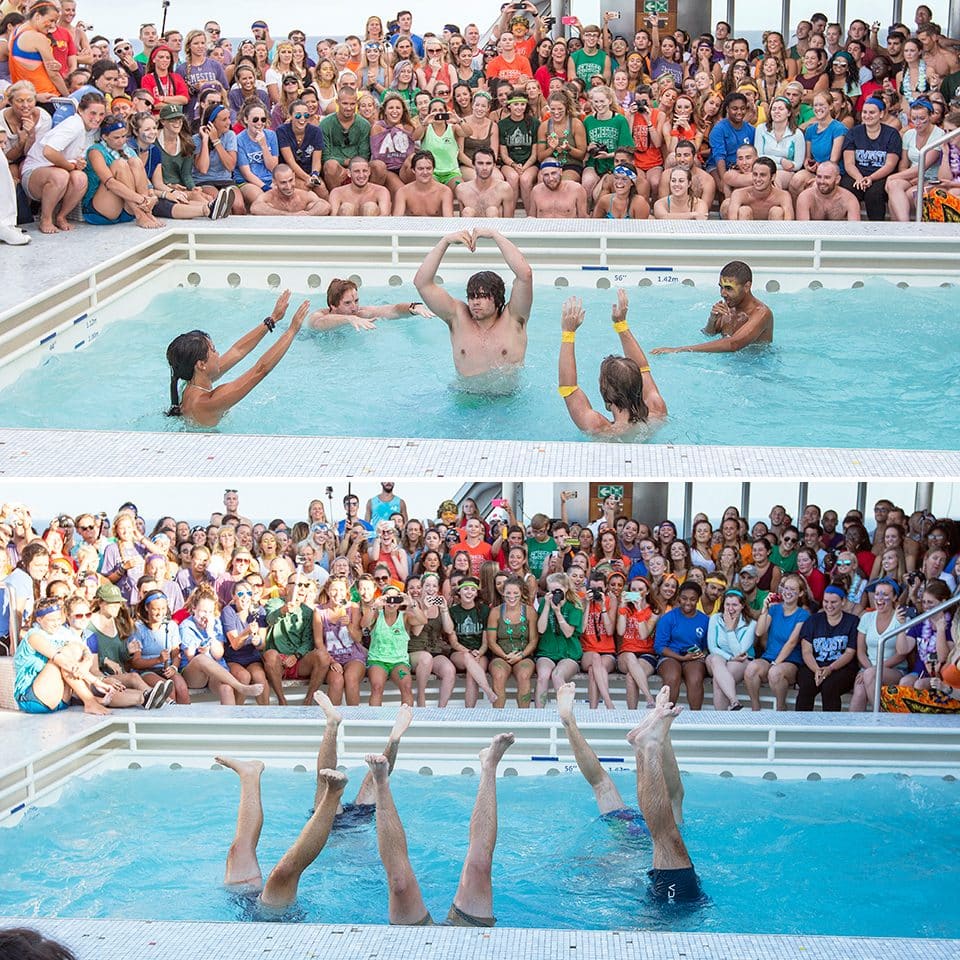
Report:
368,731,514,925
626,690,690,868
218,755,347,909
312,690,413,810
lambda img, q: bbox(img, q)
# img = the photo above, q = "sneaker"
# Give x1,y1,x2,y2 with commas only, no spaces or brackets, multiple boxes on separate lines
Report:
0,224,30,246
210,186,234,220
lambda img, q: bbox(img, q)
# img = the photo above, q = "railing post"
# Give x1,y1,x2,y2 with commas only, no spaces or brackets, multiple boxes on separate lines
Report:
914,127,960,224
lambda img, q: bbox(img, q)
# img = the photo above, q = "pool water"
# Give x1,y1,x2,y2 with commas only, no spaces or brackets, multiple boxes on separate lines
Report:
2,767,957,936
2,279,959,447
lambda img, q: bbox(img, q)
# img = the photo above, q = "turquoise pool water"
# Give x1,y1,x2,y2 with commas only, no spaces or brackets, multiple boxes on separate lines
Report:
1,767,957,935
2,279,959,447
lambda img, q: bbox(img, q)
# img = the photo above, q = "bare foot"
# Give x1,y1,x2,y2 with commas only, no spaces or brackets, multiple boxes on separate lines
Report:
655,684,672,710
83,699,111,715
54,216,73,232
240,682,264,699
215,756,265,778
627,697,681,751
479,731,515,768
39,219,59,234
313,690,342,725
365,753,390,783
556,681,576,720
625,706,663,748
101,687,116,706
482,685,498,706
389,702,413,740
316,768,348,796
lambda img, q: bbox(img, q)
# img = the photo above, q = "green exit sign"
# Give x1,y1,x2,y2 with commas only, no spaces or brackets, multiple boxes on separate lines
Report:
643,0,668,12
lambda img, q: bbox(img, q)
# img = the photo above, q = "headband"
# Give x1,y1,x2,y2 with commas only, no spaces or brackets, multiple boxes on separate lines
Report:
824,585,847,599
35,601,62,618
207,104,225,123
459,579,479,589
421,572,441,583
101,119,126,136
706,576,727,587
428,97,447,107
506,96,527,105
865,96,885,111
874,577,902,596
143,591,166,604
909,98,933,111
540,158,562,170
724,588,745,599
771,96,791,108
473,90,492,100
613,164,637,181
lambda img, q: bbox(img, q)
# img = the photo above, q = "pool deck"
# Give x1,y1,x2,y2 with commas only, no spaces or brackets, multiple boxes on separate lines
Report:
3,916,957,960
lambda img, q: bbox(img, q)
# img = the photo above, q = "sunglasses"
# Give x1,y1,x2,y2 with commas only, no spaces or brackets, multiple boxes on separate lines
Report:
374,576,390,582
78,524,96,532
248,116,267,123
235,590,252,597
782,536,798,543
836,559,854,567
116,45,132,53
292,111,308,118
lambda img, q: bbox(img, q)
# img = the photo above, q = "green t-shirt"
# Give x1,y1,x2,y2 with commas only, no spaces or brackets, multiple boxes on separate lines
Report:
571,48,607,83
583,113,634,174
449,603,490,651
747,589,770,613
318,113,372,165
770,546,798,574
525,535,558,579
498,116,539,164
536,601,584,662
86,626,130,672
264,599,314,656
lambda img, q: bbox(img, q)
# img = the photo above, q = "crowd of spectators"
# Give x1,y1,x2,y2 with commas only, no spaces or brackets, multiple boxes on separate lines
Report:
3,486,959,715
3,3,960,242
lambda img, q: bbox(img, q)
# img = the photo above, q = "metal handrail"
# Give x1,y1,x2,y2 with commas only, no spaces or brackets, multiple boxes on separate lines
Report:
872,589,960,712
914,126,960,223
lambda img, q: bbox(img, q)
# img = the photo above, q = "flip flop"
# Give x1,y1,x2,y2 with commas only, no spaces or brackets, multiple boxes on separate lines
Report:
210,186,234,220
144,679,172,710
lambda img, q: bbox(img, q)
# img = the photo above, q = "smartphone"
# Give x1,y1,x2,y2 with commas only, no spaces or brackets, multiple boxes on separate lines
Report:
564,490,578,499
561,15,576,25
609,11,621,18
623,591,643,602
435,111,450,121
491,498,507,508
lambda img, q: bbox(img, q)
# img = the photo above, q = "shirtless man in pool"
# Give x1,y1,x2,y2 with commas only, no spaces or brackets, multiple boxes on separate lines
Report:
413,226,533,380
215,696,414,909
560,681,703,903
652,260,773,355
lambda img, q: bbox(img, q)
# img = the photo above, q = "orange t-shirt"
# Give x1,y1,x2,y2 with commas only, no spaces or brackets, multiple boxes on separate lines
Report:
454,539,493,577
485,53,533,86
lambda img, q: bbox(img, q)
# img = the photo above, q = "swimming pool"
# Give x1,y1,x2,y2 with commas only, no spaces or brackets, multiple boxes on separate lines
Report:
2,279,958,448
1,765,956,936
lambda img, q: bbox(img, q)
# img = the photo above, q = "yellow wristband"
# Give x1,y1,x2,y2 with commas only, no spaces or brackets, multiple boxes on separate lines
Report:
639,365,650,373
561,331,576,343
613,320,629,333
558,384,579,398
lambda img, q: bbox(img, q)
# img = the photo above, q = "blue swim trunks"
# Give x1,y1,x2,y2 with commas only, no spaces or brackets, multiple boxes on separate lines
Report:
600,807,650,839
334,802,376,828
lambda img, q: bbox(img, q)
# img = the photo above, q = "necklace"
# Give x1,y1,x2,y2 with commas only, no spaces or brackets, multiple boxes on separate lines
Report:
187,380,213,394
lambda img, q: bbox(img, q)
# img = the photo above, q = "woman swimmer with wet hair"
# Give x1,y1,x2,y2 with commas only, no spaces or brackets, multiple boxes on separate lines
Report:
557,287,668,439
306,278,436,329
165,290,310,427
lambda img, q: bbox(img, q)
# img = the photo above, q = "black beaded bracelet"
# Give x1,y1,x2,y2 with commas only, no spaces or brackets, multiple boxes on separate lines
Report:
263,316,276,332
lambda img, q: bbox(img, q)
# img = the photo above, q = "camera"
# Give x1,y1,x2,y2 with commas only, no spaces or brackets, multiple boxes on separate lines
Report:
906,571,926,585
551,588,565,605
385,595,404,605
295,555,305,565
426,595,443,606
325,486,333,497
635,101,648,113
590,587,605,602
587,142,601,154
435,111,450,121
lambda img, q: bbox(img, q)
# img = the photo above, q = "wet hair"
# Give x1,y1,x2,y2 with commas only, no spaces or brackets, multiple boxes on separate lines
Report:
720,260,752,284
165,330,212,416
0,928,77,960
465,271,506,316
410,148,435,169
598,356,649,423
753,156,777,177
326,277,358,308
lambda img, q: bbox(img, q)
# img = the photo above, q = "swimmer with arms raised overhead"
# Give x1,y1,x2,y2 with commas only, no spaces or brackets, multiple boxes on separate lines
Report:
413,226,533,384
165,291,313,427
558,288,668,440
652,260,773,355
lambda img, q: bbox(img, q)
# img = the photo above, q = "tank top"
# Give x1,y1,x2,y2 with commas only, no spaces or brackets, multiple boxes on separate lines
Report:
370,123,415,171
462,119,493,161
408,611,448,655
797,71,822,90
495,602,529,655
421,122,459,177
318,606,366,663
368,610,410,664
11,25,59,96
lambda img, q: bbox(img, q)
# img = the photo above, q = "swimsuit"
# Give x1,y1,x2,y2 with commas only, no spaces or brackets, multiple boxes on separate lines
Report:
495,603,529,656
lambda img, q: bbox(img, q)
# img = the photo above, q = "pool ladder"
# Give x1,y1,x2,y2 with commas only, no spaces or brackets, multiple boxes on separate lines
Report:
872,587,960,711
915,126,960,223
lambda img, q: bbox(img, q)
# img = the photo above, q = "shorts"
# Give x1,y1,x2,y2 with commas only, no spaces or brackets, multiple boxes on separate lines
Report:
601,807,650,839
153,198,177,219
197,179,236,190
330,647,367,666
81,205,134,226
434,169,461,186
21,167,37,200
17,684,70,714
415,904,497,927
647,866,703,903
562,162,583,174
333,801,376,828
282,659,302,681
619,651,657,668
367,659,410,677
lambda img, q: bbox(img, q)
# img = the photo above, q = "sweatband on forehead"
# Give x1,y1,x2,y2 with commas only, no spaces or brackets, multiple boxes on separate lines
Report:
101,120,126,136
143,591,166,604
208,104,225,122
35,602,61,618
506,96,527,105
865,97,885,111
540,158,562,170
613,164,637,180
706,577,727,587
824,585,847,599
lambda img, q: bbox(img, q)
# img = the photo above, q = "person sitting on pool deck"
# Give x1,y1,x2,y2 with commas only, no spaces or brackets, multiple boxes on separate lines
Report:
307,276,435,332
724,157,794,220
557,288,667,439
312,690,413,822
796,160,862,221
262,573,331,706
328,157,392,217
652,261,773,355
164,290,309,427
413,226,533,380
528,159,588,218
248,164,330,217
366,731,515,926
393,150,455,217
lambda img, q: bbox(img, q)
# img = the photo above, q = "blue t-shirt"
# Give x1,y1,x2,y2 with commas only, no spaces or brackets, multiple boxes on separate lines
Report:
129,140,163,180
762,605,810,665
131,620,181,660
193,129,238,184
236,128,279,187
179,616,227,669
221,603,264,666
708,118,756,168
276,122,325,174
798,611,859,666
841,123,902,178
804,119,847,165
654,607,709,657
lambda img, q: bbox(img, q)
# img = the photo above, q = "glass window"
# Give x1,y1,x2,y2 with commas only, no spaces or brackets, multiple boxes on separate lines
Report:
930,482,960,519
843,1,896,38
746,481,804,528
688,482,749,529
787,0,838,37
804,482,862,521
